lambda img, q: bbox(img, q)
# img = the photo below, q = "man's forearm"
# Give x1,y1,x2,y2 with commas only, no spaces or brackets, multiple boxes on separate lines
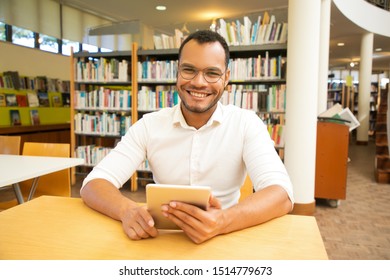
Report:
221,185,292,234
80,179,138,221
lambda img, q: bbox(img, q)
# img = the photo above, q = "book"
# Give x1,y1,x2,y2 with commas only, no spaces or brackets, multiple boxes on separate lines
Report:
5,94,18,106
62,93,70,107
3,71,21,89
10,109,21,125
37,91,50,107
52,95,62,107
0,93,5,106
27,92,39,107
16,94,28,107
30,109,40,125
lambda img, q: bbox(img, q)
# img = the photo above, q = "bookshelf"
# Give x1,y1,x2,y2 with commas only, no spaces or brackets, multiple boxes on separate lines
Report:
70,46,137,186
134,43,287,190
369,82,379,136
227,44,287,154
70,40,288,191
0,73,70,127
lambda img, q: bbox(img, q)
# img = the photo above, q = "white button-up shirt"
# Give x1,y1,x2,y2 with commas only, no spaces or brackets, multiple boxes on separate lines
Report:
82,102,294,208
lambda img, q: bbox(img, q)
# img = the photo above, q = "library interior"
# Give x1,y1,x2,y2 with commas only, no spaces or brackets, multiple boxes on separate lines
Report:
0,0,390,262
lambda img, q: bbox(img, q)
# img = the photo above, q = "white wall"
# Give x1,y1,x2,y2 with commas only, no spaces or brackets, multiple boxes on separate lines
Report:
0,41,70,80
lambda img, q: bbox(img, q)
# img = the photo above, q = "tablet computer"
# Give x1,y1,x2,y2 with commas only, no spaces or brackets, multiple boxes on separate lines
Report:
146,183,211,230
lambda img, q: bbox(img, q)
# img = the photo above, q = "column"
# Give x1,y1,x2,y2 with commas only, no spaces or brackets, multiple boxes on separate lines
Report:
356,32,373,144
318,0,332,115
284,0,322,215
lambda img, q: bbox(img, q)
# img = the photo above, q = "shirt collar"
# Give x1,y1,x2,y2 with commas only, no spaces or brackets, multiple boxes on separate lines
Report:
173,102,224,129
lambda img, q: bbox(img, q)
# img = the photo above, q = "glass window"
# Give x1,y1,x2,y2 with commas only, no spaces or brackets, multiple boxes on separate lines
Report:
39,34,58,53
12,25,35,48
0,22,5,41
82,43,98,53
62,39,80,56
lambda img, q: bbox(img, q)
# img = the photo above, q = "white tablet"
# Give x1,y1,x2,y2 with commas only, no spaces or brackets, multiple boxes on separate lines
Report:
146,183,211,230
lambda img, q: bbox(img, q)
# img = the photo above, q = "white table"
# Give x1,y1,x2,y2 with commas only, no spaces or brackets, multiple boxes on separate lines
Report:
0,154,84,203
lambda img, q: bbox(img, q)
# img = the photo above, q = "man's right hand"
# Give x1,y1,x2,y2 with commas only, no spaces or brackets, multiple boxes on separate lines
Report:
121,204,158,240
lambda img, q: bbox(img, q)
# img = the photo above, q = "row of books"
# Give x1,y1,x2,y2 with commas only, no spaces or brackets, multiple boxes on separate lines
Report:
138,85,180,111
138,60,178,82
74,112,131,137
220,84,286,112
75,57,130,82
75,88,132,110
153,29,186,50
137,54,284,82
152,11,287,50
267,124,285,148
229,54,285,81
0,71,70,92
258,112,285,125
0,92,69,107
216,12,287,46
75,145,113,166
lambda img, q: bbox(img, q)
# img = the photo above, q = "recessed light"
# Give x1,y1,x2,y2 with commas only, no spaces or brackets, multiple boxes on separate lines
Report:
156,5,166,11
375,48,382,52
337,42,344,46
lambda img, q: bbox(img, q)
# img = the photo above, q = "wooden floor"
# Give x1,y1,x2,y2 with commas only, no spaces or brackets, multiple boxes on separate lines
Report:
2,138,389,259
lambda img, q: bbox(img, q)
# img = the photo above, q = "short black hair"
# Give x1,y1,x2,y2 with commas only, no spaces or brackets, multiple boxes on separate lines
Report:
178,30,230,69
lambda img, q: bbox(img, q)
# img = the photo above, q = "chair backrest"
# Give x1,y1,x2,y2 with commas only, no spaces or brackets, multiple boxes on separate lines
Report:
19,142,71,198
239,174,253,202
0,135,21,155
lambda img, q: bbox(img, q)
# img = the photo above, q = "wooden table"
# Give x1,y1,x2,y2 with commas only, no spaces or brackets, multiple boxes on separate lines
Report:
0,154,84,203
0,196,328,260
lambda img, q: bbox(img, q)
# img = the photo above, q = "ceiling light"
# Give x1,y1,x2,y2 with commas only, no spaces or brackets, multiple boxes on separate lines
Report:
375,48,382,52
350,62,355,67
156,5,166,11
337,42,344,46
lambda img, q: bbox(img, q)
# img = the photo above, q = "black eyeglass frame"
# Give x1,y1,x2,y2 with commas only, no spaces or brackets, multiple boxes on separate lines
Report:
178,64,227,83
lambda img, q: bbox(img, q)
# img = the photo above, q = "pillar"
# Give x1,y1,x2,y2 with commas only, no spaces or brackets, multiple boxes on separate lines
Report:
356,32,373,144
318,0,332,115
285,0,322,215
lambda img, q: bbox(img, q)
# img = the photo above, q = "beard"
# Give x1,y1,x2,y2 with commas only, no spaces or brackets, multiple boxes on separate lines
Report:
178,85,224,114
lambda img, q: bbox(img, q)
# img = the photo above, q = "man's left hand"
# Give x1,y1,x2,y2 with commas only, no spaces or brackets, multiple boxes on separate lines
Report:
161,195,225,244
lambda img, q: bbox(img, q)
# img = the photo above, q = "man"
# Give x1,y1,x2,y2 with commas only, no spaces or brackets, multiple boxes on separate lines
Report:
81,30,294,244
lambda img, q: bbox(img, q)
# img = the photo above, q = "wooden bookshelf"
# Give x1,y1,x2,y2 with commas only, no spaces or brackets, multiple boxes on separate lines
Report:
70,46,136,186
70,41,288,191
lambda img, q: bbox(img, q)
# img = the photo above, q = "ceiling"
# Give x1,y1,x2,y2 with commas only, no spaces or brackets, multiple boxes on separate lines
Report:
61,0,390,72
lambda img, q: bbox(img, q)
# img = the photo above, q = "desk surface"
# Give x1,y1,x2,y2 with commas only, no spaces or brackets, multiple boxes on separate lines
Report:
0,155,84,188
0,196,328,260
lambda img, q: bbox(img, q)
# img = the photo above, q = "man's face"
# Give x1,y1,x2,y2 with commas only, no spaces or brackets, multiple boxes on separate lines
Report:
177,40,230,114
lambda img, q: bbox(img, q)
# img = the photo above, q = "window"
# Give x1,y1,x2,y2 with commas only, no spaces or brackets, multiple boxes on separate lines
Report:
12,25,35,48
39,34,59,53
62,39,80,56
39,34,58,53
0,22,5,41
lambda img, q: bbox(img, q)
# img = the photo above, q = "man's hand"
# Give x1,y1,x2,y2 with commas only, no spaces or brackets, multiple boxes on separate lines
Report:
121,204,159,240
161,195,225,244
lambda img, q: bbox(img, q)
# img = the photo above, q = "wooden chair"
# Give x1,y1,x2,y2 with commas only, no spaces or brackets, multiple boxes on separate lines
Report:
239,174,254,202
0,135,21,155
0,136,22,207
0,142,71,210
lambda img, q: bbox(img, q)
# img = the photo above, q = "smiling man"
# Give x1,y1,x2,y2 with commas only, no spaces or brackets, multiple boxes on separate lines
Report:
80,30,294,244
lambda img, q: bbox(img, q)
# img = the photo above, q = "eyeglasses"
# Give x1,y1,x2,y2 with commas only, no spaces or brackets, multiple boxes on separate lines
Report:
178,65,226,83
